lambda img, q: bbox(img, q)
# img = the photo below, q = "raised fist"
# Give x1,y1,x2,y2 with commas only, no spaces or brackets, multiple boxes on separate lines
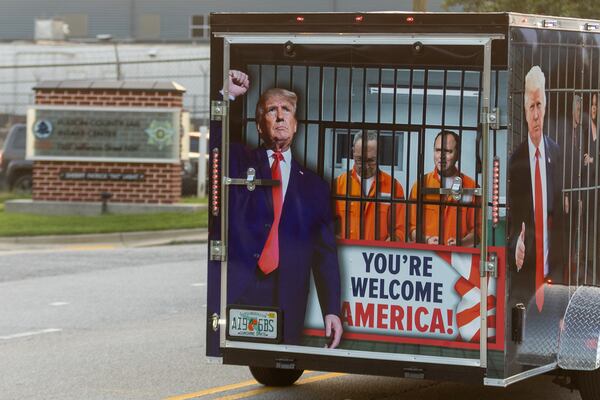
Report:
226,70,250,99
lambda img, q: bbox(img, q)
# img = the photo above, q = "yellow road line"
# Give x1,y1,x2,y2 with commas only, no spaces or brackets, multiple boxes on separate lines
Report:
163,379,260,400
214,372,346,400
164,372,345,400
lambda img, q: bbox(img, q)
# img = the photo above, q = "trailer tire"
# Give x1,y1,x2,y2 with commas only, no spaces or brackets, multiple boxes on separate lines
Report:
249,366,303,386
577,368,600,400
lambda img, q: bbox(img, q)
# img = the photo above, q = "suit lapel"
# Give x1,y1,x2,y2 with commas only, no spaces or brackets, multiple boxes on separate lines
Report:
544,136,554,213
283,159,301,220
254,147,274,214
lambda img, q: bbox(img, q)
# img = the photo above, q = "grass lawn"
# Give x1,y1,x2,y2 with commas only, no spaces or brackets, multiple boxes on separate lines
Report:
0,193,208,237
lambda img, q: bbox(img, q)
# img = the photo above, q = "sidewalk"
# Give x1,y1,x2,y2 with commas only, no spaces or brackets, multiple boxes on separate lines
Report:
0,228,208,252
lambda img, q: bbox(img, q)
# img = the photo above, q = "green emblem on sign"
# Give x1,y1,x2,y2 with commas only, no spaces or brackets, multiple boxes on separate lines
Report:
145,120,175,150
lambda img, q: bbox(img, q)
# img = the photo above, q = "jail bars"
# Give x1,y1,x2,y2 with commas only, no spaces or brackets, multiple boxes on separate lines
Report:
243,63,508,249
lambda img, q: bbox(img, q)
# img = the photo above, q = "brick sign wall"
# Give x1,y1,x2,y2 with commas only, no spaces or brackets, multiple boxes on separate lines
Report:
31,81,185,204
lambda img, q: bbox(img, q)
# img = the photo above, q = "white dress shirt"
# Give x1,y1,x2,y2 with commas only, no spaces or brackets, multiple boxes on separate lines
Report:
527,135,549,277
266,148,292,201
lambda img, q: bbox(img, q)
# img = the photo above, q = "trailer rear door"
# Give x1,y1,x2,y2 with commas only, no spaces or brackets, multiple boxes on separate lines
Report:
207,30,506,380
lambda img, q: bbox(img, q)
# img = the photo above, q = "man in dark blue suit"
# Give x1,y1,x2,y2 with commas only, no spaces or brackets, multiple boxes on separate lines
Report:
226,72,343,348
508,66,566,312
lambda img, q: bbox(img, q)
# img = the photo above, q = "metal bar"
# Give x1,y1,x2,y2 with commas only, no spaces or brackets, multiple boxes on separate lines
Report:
594,49,599,285
584,54,592,284
245,118,487,131
360,67,367,240
219,39,231,347
436,73,446,244
484,363,558,387
317,66,325,178
217,33,505,45
563,46,573,288
344,66,354,239
226,341,482,367
257,64,263,145
414,69,426,243
576,46,582,286
479,38,493,369
391,68,399,241
475,69,483,247
441,69,452,245
491,71,499,246
330,67,339,193
375,67,382,240
304,66,309,167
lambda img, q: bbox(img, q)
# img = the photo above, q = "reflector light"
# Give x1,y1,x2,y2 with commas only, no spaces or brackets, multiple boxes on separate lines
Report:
211,148,220,216
492,157,500,227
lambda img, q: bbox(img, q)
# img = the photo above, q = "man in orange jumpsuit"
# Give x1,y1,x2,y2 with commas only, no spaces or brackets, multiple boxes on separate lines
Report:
409,130,479,246
334,130,406,241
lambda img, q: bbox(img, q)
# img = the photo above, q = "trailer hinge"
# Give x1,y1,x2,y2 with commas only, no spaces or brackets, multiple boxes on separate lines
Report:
211,101,227,121
485,108,500,130
210,313,220,332
480,252,498,278
210,240,227,261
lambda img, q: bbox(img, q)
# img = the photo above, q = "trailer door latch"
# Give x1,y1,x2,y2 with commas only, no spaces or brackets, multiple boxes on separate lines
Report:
432,176,482,201
210,240,227,261
224,168,280,191
211,100,227,121
485,108,500,130
481,252,498,278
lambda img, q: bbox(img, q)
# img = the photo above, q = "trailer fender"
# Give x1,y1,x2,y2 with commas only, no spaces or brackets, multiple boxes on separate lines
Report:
517,284,570,366
558,286,600,371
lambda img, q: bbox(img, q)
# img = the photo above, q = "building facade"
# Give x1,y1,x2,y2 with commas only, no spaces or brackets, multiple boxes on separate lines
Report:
0,0,449,42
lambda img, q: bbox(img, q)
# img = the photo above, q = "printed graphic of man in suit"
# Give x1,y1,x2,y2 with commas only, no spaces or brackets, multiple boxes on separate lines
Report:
508,66,565,313
226,71,343,348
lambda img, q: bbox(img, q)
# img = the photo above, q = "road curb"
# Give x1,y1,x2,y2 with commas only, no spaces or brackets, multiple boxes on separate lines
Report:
0,228,208,251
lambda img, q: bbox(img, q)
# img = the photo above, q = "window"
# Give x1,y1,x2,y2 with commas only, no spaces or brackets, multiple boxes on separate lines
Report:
190,15,210,40
333,129,404,169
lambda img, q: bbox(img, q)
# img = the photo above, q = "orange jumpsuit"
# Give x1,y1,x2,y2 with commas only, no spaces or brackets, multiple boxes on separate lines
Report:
335,169,406,241
409,169,480,245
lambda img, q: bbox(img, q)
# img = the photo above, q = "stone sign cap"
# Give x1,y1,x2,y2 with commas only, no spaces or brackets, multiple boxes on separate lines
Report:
34,80,186,92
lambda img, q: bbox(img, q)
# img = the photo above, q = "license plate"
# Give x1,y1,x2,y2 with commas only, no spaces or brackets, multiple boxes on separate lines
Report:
226,306,281,343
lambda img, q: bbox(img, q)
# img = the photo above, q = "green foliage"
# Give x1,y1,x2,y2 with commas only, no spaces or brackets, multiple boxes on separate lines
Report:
0,192,208,237
0,209,208,237
443,0,600,20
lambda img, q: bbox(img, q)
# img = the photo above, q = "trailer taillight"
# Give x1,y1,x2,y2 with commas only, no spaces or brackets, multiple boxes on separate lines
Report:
406,16,415,23
211,148,220,216
355,15,364,23
492,156,500,227
296,16,304,23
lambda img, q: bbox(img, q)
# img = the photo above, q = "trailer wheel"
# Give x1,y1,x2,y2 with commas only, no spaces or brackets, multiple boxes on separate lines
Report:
249,366,303,386
577,368,600,400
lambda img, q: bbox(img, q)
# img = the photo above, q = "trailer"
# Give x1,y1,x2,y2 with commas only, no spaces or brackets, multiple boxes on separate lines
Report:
205,12,600,398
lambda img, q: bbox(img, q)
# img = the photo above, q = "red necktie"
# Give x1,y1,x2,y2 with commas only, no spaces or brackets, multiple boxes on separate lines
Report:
534,148,545,312
258,152,283,274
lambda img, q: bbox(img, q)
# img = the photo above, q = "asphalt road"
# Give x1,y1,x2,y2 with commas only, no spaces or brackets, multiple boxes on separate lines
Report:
0,244,583,400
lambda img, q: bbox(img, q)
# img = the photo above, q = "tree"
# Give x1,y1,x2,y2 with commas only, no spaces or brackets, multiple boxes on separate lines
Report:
443,0,600,20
